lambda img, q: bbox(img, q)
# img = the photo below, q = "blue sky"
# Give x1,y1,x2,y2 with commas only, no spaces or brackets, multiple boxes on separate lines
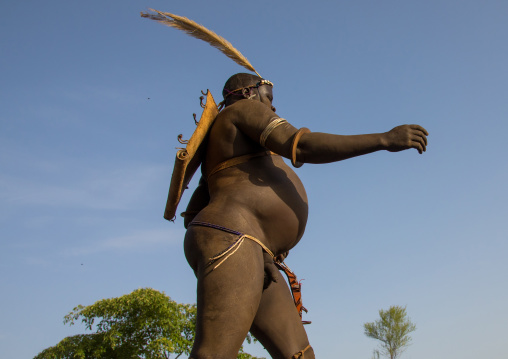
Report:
1,1,507,358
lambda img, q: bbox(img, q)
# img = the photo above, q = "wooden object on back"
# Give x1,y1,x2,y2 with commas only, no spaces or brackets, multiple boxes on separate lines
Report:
164,91,218,221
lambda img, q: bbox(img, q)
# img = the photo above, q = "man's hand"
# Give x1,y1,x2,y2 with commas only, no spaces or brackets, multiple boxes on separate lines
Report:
383,124,429,154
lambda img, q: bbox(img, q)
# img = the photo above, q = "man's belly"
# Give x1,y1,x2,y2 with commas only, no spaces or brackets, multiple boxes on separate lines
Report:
197,158,308,255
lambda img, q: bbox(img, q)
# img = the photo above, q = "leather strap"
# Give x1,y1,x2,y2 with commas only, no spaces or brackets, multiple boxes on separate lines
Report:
207,151,276,181
291,128,310,168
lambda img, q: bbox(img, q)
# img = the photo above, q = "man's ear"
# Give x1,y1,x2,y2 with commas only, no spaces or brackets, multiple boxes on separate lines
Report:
242,87,257,100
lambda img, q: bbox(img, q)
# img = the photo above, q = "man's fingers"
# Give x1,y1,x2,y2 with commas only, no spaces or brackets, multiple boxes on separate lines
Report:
411,131,427,146
411,139,425,153
413,133,427,151
413,131,428,146
410,124,429,136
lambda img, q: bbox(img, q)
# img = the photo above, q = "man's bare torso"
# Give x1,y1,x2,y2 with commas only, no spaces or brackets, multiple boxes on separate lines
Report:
191,101,308,256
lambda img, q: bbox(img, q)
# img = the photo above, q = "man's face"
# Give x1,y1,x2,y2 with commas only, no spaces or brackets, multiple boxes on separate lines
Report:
256,85,276,112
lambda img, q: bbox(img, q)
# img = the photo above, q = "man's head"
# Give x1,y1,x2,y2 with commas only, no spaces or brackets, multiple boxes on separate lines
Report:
222,73,275,111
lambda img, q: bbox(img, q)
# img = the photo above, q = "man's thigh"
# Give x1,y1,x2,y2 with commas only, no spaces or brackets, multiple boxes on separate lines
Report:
190,230,266,358
250,268,314,359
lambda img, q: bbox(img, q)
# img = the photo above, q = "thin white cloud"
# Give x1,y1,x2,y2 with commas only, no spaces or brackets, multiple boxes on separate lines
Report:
57,84,144,106
61,227,184,256
0,163,169,211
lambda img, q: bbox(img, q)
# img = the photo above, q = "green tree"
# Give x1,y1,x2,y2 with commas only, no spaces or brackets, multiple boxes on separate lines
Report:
34,288,263,359
364,305,416,359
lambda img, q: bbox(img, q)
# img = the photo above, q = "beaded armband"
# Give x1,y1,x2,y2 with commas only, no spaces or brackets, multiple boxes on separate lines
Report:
259,117,288,147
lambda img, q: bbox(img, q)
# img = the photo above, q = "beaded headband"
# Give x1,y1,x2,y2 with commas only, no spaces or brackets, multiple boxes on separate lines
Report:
223,79,274,99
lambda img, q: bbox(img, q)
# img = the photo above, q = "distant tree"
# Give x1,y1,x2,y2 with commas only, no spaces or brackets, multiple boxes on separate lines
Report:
364,305,416,359
34,288,263,359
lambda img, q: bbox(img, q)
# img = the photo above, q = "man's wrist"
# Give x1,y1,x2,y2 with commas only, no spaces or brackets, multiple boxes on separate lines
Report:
378,132,389,150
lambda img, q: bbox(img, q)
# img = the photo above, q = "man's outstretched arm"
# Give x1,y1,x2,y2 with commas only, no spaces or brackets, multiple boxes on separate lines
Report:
294,124,428,164
230,100,428,164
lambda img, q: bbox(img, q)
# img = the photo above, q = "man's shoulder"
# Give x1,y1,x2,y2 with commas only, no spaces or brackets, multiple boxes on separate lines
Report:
222,99,249,114
221,100,274,123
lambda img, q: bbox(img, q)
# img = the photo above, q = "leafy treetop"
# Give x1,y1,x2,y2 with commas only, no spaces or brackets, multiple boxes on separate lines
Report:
34,288,263,359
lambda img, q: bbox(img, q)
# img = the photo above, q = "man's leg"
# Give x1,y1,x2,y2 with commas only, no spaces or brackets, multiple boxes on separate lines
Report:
186,228,266,359
250,266,315,359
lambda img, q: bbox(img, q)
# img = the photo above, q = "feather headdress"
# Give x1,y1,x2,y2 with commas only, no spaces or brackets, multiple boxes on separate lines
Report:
140,9,262,78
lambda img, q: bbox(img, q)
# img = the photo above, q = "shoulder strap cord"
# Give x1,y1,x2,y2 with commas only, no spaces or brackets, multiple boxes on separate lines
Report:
207,125,310,180
207,151,277,181
292,344,312,358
